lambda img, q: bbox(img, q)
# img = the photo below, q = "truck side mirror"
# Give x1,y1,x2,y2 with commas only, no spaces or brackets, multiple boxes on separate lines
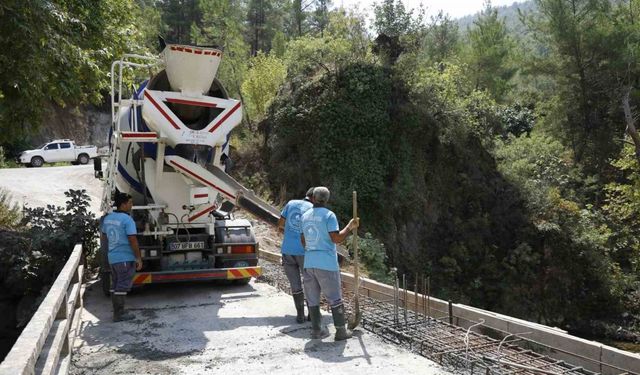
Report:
94,157,103,179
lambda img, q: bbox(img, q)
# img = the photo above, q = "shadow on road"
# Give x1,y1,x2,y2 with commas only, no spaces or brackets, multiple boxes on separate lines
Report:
73,279,372,373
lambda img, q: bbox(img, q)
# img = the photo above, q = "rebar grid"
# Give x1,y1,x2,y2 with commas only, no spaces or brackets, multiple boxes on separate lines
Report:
256,260,604,375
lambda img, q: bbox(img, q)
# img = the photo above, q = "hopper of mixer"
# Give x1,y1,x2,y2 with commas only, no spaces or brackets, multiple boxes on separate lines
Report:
162,44,223,96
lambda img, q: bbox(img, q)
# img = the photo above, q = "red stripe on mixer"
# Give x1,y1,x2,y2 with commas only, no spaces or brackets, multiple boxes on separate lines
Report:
168,160,236,200
188,205,217,222
166,98,218,108
144,91,181,130
208,102,241,133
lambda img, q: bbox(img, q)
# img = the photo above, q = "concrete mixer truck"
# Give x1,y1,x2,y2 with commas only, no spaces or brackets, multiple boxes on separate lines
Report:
95,42,281,295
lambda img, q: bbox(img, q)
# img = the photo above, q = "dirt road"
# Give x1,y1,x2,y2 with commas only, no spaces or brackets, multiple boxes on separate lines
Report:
0,165,103,214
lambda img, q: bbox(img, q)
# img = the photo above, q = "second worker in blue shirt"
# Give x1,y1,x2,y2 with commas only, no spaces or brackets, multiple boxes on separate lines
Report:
301,186,358,341
278,187,315,323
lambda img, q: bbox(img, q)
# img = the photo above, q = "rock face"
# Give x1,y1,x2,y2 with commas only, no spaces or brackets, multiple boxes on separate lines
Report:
32,103,111,147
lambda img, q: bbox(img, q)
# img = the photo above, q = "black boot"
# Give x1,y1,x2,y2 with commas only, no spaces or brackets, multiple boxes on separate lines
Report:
331,304,353,341
309,306,329,339
112,294,135,322
292,292,306,324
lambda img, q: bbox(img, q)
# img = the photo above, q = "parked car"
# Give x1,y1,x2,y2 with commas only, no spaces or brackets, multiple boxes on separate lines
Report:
17,139,98,167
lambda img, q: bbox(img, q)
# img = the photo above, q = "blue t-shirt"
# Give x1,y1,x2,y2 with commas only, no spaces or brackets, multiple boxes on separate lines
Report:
302,207,340,271
281,199,313,255
101,212,137,264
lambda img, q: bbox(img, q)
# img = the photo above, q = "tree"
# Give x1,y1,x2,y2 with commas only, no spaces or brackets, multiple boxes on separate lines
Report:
271,31,287,58
373,0,421,38
160,0,202,43
522,0,631,173
422,11,460,64
197,0,251,100
466,1,516,102
247,0,267,54
0,0,146,145
241,52,286,120
372,0,425,65
312,0,331,36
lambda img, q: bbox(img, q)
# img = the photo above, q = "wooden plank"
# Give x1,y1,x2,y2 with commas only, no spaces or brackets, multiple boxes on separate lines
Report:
0,244,82,375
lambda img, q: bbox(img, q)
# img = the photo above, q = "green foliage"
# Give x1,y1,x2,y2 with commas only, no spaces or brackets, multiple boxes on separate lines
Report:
21,189,99,262
196,0,251,100
604,144,640,274
267,63,392,219
465,1,516,102
271,31,287,58
0,189,20,229
0,147,17,168
495,132,627,323
241,52,287,120
284,35,363,78
422,12,460,64
0,0,148,144
373,0,424,38
0,189,97,337
346,233,392,283
159,0,202,43
498,103,535,137
522,0,639,173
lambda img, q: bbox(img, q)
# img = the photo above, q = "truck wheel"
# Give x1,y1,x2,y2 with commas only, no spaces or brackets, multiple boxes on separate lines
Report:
78,154,89,165
30,156,43,167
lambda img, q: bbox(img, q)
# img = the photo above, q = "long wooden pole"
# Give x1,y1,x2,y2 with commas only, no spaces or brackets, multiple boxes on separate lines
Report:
348,191,361,329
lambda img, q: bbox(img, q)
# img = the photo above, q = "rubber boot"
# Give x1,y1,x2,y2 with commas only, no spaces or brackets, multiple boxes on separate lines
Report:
309,306,329,339
293,292,306,324
112,294,135,322
331,304,353,341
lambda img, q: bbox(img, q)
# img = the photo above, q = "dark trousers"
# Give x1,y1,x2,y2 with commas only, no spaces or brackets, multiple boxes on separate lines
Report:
110,261,135,294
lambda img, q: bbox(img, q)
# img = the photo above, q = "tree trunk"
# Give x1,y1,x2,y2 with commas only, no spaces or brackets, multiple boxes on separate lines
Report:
622,86,640,160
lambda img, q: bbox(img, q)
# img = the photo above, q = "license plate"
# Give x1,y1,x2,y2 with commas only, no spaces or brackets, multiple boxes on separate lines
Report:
169,241,205,251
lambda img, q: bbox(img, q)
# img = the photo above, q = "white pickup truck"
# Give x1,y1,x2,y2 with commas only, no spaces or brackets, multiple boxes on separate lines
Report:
17,139,98,167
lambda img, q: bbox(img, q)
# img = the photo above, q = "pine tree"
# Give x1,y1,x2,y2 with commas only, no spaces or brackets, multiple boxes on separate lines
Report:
466,1,515,102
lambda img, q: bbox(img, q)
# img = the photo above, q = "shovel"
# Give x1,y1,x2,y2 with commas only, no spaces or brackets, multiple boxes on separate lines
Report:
348,190,362,330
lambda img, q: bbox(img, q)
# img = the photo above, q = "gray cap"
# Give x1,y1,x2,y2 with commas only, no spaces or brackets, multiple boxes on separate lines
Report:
305,187,315,199
313,186,330,204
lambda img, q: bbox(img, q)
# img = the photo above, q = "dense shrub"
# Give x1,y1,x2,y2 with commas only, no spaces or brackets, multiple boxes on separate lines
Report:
0,189,97,361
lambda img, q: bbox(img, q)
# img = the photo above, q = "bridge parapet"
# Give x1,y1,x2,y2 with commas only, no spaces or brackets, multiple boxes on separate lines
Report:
0,244,85,375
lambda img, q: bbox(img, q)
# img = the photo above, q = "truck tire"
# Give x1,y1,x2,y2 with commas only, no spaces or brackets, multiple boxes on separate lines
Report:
78,154,89,165
30,156,43,167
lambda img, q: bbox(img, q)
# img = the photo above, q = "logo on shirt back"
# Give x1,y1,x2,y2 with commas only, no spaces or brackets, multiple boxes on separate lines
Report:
303,221,320,246
289,209,303,233
106,226,120,250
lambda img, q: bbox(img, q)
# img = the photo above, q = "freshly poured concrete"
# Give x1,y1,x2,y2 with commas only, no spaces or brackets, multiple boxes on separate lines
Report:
70,279,449,374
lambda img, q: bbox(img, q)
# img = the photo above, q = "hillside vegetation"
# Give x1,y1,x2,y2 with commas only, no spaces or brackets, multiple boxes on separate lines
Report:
1,0,639,346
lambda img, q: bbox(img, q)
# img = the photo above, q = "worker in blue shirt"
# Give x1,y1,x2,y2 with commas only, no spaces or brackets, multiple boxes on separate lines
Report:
278,187,315,323
301,186,358,341
100,192,142,322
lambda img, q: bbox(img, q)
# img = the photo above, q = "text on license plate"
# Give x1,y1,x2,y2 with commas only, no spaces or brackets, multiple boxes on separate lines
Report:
170,241,205,250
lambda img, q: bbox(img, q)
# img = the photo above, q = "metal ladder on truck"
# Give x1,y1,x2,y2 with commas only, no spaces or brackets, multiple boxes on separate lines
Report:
100,55,161,212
